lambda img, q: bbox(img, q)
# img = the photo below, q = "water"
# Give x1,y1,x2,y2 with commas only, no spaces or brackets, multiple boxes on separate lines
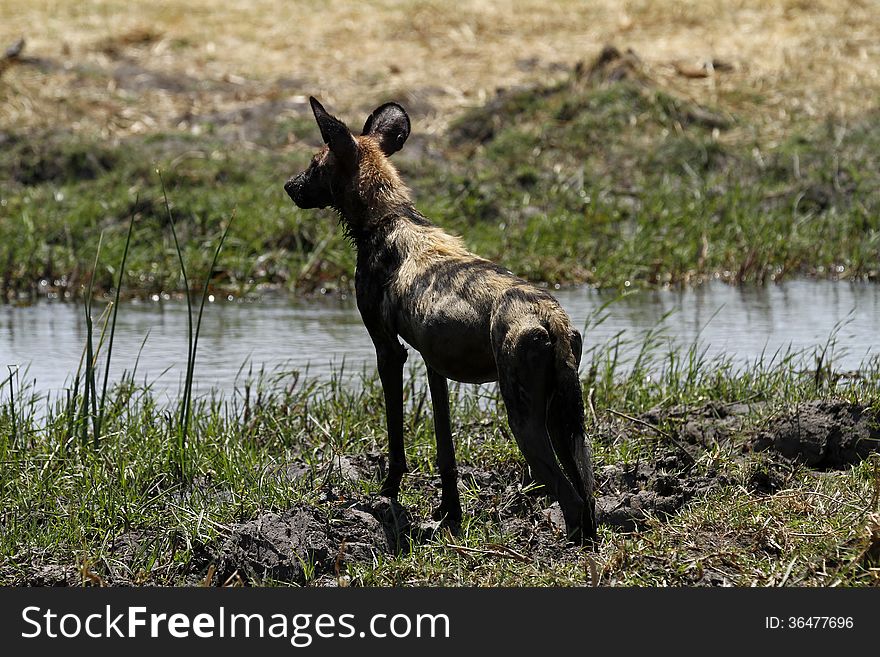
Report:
1,280,877,402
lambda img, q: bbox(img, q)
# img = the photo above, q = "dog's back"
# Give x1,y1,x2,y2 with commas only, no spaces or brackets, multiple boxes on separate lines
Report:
381,209,577,383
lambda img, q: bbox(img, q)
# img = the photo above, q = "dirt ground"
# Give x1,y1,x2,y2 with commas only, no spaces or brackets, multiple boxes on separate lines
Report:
197,399,880,586
2,0,878,142
16,398,874,587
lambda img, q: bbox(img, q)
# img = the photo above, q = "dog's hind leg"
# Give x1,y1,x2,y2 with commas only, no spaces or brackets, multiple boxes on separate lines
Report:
496,325,587,543
426,366,462,530
546,328,598,543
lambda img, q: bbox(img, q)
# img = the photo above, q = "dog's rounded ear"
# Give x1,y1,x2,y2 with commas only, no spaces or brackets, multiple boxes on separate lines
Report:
310,96,357,165
362,102,410,156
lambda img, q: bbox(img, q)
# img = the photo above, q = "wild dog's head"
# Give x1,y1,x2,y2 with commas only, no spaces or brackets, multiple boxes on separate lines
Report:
285,97,411,226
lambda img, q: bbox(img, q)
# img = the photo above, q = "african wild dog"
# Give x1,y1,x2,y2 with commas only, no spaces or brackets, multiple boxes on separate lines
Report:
285,97,597,544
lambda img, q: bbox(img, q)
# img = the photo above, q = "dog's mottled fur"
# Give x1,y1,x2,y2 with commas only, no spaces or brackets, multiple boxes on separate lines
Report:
285,98,597,543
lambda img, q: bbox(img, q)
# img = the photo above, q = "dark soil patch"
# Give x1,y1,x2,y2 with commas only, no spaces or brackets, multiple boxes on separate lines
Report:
744,454,796,494
207,498,412,586
433,447,726,540
251,441,732,570
236,447,734,576
190,457,593,585
595,450,725,531
641,400,760,448
751,399,880,468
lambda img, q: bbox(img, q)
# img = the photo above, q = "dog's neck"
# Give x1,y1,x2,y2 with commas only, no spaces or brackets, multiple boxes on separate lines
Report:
335,172,415,244
337,199,418,247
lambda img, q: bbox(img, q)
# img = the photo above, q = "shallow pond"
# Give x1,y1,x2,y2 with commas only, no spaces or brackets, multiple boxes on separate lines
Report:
1,280,877,403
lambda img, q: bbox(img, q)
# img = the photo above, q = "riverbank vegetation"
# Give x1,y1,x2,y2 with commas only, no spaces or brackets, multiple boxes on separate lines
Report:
2,66,879,300
2,2,879,299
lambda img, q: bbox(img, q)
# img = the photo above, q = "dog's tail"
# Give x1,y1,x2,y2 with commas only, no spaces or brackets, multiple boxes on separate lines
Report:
544,311,598,543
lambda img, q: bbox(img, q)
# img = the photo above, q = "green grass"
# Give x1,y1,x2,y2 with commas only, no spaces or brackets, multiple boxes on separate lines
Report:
0,130,352,299
428,78,880,288
1,71,879,299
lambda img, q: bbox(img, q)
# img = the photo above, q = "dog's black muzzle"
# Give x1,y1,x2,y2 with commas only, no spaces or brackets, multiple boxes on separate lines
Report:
284,175,302,205
285,171,329,209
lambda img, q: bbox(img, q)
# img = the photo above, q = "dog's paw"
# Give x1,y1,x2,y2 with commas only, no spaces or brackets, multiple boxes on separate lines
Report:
431,504,463,534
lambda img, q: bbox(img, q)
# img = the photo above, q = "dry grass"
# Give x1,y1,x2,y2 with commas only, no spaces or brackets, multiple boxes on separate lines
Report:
1,0,878,141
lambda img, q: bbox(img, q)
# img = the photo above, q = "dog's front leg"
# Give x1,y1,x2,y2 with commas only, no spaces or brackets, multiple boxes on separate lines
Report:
376,343,408,499
426,366,462,530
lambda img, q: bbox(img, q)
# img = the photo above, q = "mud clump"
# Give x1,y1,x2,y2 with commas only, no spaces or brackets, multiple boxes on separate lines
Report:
745,458,792,494
448,44,729,150
576,44,645,84
752,400,880,469
641,400,758,448
212,507,330,585
210,499,411,586
448,45,645,148
595,451,724,532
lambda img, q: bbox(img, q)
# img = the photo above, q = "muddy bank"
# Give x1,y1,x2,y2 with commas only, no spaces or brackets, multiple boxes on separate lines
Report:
751,399,880,468
151,401,877,586
209,499,412,586
640,397,880,469
6,397,877,586
641,400,761,448
205,445,732,583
